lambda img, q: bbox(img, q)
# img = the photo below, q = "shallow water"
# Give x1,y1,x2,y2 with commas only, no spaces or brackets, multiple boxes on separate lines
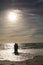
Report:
0,43,43,61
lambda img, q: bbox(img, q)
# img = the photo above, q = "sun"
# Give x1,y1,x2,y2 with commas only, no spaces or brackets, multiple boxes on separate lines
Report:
8,12,17,22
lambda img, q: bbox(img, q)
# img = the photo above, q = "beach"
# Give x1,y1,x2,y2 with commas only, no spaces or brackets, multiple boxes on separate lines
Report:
0,50,43,65
0,55,43,65
0,43,43,65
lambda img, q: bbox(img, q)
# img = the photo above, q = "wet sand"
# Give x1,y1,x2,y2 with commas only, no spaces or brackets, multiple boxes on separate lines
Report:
0,55,43,65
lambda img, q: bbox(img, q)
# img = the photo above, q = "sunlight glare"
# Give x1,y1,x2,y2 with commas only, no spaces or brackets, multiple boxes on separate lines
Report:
8,12,17,22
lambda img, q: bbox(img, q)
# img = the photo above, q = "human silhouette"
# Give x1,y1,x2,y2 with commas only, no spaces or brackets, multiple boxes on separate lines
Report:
14,43,18,55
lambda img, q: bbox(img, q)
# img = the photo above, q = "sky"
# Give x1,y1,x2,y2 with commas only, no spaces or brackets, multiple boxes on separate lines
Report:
0,0,43,43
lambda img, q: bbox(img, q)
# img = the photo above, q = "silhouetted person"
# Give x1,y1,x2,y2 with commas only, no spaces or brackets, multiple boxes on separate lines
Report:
14,43,18,55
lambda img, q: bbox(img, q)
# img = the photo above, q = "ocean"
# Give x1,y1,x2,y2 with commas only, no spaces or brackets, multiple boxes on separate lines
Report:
0,43,43,61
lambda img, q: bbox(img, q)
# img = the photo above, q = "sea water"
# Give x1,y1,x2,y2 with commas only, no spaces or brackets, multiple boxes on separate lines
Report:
0,43,43,61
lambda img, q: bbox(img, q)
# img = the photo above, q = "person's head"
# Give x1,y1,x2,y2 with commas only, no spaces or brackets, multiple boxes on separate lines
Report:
15,43,18,45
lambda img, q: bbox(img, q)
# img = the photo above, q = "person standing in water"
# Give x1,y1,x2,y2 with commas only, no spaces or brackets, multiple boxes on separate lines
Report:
14,43,19,55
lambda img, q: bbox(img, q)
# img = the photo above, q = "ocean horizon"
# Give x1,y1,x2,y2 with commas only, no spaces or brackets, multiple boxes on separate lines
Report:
0,43,43,49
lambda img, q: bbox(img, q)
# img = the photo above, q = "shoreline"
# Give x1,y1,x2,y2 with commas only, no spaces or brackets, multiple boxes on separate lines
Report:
0,55,43,65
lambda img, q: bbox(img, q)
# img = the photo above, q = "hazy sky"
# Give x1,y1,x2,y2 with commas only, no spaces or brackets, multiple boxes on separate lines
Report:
0,0,43,43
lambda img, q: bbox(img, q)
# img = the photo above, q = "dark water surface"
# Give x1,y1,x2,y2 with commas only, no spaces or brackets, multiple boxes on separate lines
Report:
0,43,43,50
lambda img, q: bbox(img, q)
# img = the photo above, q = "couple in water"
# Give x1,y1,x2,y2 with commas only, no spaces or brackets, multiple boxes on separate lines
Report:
14,43,19,55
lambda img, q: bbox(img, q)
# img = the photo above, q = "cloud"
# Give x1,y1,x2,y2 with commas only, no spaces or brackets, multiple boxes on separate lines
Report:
0,0,43,7
0,2,43,42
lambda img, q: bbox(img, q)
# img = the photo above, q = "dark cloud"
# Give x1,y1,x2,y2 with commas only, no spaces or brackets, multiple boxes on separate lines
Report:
0,0,43,8
0,0,43,15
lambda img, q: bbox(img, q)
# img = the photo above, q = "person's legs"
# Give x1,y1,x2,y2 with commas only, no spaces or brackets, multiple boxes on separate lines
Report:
15,48,18,55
